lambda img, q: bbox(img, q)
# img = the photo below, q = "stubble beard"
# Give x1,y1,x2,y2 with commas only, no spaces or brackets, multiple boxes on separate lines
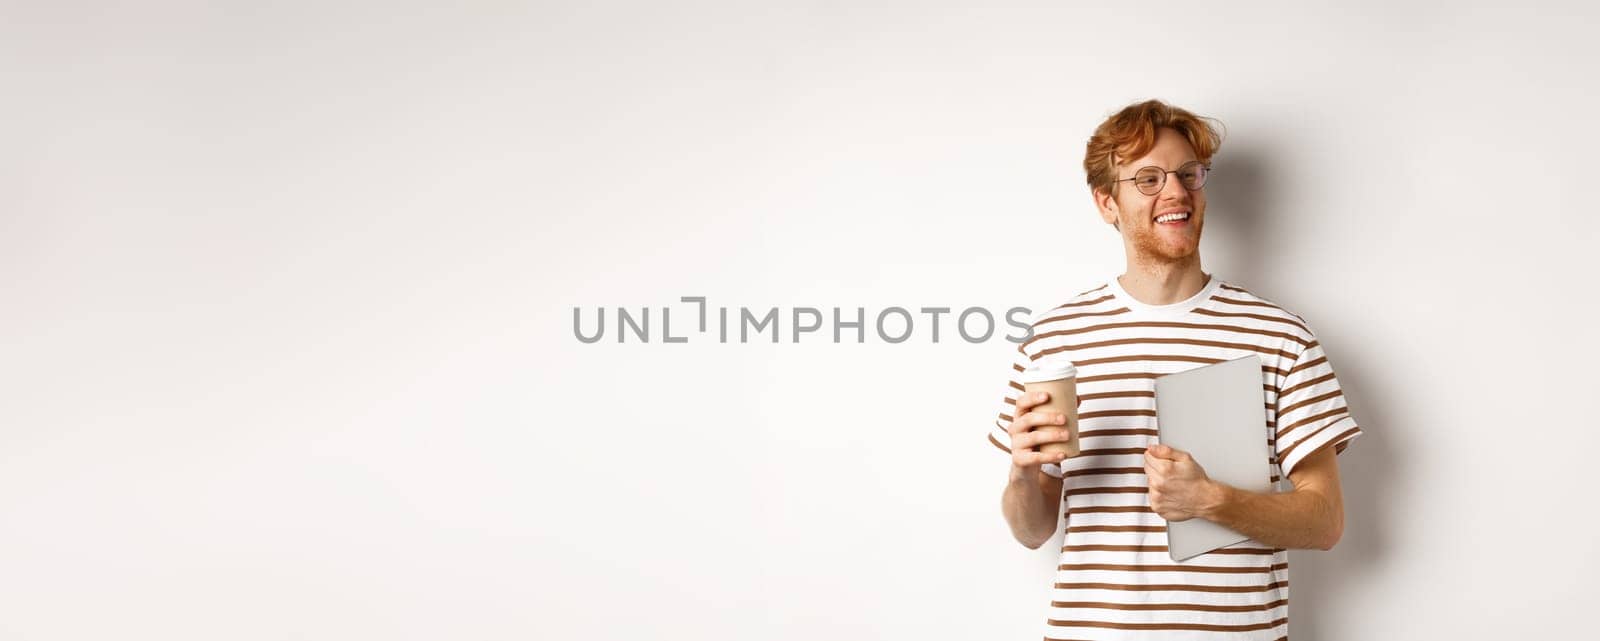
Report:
1122,210,1203,266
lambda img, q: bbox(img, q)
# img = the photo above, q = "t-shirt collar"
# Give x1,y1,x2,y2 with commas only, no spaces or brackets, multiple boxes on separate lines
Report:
1107,271,1220,317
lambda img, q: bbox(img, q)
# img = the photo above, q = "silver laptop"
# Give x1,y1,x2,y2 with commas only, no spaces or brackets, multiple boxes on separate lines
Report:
1154,355,1275,562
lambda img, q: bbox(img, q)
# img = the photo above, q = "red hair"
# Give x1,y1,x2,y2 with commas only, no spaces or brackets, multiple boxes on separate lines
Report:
1084,99,1225,196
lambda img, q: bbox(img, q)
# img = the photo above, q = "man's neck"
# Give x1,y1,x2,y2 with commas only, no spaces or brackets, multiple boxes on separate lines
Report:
1118,257,1209,306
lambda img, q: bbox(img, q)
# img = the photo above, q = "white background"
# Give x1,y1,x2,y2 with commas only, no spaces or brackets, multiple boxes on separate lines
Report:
4,1,1598,639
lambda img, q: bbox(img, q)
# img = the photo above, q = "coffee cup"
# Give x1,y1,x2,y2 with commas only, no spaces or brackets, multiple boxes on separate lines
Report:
1018,358,1080,458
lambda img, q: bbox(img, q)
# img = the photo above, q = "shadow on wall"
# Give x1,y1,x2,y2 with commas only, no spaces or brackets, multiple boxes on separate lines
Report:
1203,142,1287,293
1205,143,1399,640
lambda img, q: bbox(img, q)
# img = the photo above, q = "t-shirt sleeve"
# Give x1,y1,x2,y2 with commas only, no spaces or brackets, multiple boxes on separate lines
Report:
1273,331,1363,478
987,343,1064,479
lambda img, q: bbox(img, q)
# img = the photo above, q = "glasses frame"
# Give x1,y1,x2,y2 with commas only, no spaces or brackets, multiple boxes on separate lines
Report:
1113,160,1211,196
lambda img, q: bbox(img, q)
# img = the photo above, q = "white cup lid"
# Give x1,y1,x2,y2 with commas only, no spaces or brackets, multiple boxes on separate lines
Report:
1018,358,1076,384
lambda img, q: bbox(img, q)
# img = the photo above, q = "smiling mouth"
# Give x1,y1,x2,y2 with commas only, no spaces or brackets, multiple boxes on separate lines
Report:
1154,211,1191,225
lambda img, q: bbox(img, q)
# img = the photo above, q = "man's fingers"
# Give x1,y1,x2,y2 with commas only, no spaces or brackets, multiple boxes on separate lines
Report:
1005,413,1034,438
1008,411,1064,438
1011,442,1067,468
1158,446,1193,464
1014,390,1049,416
1022,450,1069,467
1021,427,1073,450
1027,411,1066,430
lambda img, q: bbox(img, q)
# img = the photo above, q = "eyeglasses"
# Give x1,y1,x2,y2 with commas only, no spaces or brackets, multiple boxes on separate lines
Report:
1113,160,1211,196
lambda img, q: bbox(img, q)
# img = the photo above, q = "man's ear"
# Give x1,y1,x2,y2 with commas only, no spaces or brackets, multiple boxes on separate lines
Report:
1093,186,1121,229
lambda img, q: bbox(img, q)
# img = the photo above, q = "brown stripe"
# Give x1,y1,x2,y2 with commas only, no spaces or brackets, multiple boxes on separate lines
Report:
1277,406,1350,439
1068,506,1155,515
1047,616,1287,632
1217,283,1251,294
1063,353,1290,378
1011,373,1278,417
1076,447,1150,457
1029,320,1312,348
1287,353,1327,376
1280,371,1336,398
1278,389,1345,417
1043,336,1297,361
1060,544,1282,556
1054,580,1288,593
1066,525,1164,533
1050,598,1288,613
1024,308,1133,349
1061,544,1169,552
1191,307,1310,334
1059,563,1278,574
1078,390,1155,401
1062,466,1146,478
1053,294,1115,309
1066,353,1223,367
1079,409,1156,420
1281,425,1360,464
1078,428,1158,438
1213,295,1282,309
997,411,1013,423
1078,372,1163,384
1036,308,1131,325
987,432,1011,454
1063,486,1148,497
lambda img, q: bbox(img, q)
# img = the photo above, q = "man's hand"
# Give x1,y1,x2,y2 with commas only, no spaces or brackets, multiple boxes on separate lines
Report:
1006,391,1075,473
1143,442,1224,522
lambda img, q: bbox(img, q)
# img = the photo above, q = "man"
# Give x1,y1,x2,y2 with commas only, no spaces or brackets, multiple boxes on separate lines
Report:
988,99,1361,640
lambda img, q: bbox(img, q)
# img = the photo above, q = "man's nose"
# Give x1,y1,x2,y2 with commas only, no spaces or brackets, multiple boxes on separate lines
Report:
1160,170,1192,199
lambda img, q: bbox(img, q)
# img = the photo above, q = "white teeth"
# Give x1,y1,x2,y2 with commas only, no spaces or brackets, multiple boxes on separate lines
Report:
1156,212,1190,223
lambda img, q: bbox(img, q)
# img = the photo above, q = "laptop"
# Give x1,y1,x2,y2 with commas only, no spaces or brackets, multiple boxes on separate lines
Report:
1153,355,1275,562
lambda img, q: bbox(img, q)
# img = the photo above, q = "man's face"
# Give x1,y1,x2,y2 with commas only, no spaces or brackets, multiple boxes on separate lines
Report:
1094,127,1206,263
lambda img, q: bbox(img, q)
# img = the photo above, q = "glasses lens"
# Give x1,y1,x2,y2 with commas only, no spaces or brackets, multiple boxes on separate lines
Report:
1134,167,1164,195
1179,162,1207,190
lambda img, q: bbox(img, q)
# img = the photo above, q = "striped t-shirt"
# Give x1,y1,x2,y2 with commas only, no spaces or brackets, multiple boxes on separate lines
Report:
987,273,1362,640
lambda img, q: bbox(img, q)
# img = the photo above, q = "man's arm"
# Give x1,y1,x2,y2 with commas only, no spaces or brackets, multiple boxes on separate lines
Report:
1002,465,1064,549
1199,445,1345,550
1145,442,1345,550
998,390,1075,549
